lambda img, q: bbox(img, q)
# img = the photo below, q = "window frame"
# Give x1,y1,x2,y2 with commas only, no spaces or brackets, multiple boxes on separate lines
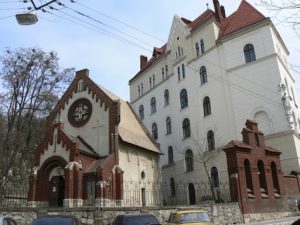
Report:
182,118,191,139
244,43,256,63
180,89,188,109
150,97,156,114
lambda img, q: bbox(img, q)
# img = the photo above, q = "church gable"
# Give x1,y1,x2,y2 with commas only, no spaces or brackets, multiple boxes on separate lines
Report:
51,69,120,157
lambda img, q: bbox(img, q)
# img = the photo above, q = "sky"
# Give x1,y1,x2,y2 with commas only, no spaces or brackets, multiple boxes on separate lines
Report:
0,0,299,101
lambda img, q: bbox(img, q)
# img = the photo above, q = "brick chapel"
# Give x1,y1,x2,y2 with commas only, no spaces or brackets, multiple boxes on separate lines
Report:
28,69,161,207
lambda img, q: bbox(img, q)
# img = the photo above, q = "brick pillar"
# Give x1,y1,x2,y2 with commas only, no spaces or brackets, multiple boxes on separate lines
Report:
265,167,274,198
73,169,83,207
64,168,73,207
251,167,260,200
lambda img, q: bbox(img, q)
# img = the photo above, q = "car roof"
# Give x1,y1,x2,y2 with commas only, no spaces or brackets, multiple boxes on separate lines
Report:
174,210,208,214
121,214,156,217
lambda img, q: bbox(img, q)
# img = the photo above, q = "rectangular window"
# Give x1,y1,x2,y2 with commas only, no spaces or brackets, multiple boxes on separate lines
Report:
182,64,185,79
177,67,181,81
165,65,168,77
149,77,152,89
141,83,143,94
138,85,141,97
162,68,165,80
152,74,155,86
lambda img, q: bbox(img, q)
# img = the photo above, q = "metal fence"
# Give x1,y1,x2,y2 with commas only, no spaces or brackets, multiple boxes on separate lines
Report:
0,181,231,208
0,184,28,208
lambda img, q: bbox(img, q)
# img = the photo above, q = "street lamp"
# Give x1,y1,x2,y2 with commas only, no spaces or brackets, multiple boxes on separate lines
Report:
16,12,38,25
15,0,56,25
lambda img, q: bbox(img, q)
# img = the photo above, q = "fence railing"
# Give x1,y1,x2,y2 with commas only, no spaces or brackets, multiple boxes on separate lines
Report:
0,181,231,208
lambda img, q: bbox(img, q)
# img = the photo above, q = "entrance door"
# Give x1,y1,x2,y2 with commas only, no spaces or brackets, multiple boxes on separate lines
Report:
141,188,146,207
49,176,65,207
188,183,196,205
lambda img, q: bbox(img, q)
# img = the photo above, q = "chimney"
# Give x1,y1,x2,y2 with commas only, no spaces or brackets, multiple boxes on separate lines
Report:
213,0,223,22
76,69,89,77
220,5,226,18
140,55,148,70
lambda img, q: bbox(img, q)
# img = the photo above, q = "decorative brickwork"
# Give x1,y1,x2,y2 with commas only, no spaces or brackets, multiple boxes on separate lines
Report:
223,120,288,214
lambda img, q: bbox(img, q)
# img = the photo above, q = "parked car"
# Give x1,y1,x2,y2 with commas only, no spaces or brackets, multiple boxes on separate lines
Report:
31,215,81,225
166,210,216,225
292,218,300,225
0,214,17,225
108,214,161,225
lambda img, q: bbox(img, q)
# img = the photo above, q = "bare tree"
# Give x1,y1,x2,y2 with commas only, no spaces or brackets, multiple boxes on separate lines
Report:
190,132,223,203
0,48,73,191
260,0,300,35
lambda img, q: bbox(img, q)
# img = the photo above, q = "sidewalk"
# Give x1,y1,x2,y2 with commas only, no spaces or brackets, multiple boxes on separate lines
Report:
236,216,300,225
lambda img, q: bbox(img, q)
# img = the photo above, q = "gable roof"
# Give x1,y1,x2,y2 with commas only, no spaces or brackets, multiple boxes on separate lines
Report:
118,100,160,153
81,71,160,154
219,0,267,38
183,9,216,32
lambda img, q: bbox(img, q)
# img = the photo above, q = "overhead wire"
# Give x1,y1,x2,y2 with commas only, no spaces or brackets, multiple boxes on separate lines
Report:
73,0,165,43
55,1,155,48
42,7,152,53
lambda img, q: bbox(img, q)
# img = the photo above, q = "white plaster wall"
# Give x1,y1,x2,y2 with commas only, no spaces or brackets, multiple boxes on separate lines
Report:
119,143,160,183
129,20,299,181
265,132,300,174
58,87,110,157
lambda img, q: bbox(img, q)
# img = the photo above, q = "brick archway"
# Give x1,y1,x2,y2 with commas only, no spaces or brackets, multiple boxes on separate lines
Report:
35,156,68,205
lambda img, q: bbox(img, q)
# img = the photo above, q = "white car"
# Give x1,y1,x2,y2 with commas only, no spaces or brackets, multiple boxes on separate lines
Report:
0,215,17,225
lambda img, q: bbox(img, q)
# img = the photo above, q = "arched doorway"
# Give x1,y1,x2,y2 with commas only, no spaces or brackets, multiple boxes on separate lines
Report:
35,156,67,207
188,183,196,205
49,175,65,207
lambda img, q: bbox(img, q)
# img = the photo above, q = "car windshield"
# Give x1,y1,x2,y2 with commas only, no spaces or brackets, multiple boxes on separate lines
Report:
123,215,159,225
180,212,211,223
32,217,73,225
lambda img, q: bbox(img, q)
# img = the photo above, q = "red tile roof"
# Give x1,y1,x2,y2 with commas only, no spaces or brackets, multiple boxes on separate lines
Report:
184,9,216,31
219,0,266,38
129,0,267,82
129,44,166,83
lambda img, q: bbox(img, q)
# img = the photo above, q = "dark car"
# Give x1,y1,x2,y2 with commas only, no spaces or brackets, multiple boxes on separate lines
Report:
31,215,81,225
109,214,161,225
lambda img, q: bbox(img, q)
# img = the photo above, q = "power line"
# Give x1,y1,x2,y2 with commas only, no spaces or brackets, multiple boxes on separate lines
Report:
55,1,155,48
43,8,152,53
73,0,165,43
0,15,14,20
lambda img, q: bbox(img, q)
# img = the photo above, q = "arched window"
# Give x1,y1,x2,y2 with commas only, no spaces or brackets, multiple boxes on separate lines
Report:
139,105,144,120
244,44,256,63
164,89,169,106
211,167,219,188
182,118,191,138
200,66,207,85
152,123,158,140
271,162,280,197
195,42,200,57
258,160,268,198
182,64,186,79
170,178,176,196
207,130,215,151
150,97,156,114
244,159,254,197
168,146,174,164
180,89,188,109
166,117,172,134
200,39,205,54
185,149,194,172
203,96,211,116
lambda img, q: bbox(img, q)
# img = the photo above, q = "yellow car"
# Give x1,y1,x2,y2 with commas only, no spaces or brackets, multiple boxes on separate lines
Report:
166,210,216,225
